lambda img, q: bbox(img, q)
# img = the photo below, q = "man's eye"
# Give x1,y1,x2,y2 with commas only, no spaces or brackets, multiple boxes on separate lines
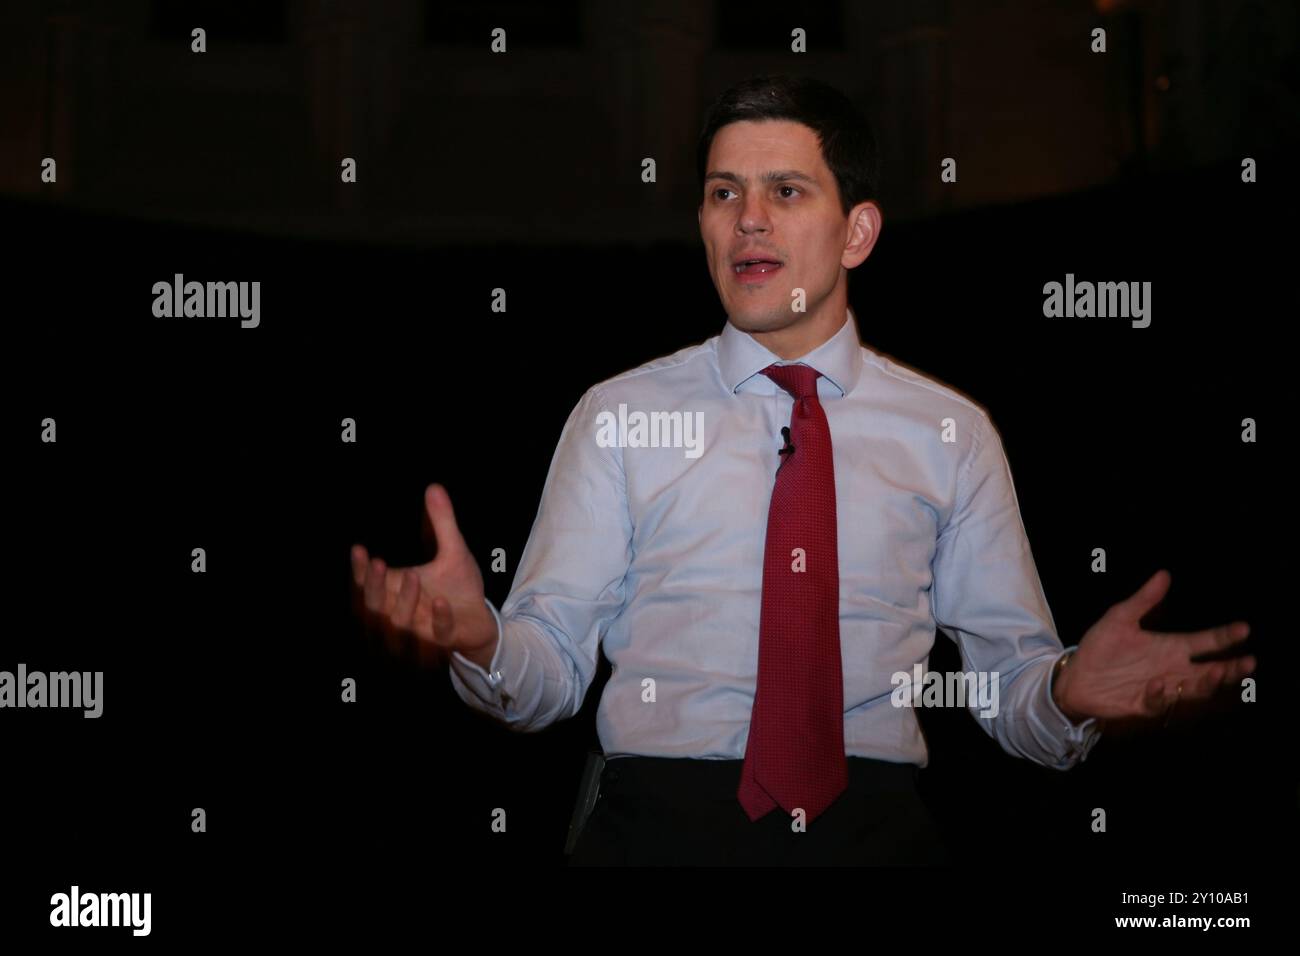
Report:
713,187,734,201
778,185,800,198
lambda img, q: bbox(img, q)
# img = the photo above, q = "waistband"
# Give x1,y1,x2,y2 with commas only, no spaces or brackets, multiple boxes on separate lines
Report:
599,755,920,800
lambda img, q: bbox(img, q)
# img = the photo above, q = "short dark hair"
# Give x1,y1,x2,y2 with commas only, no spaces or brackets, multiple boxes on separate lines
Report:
696,74,880,217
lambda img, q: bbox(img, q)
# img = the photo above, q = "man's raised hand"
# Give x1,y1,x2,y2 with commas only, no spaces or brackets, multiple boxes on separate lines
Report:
351,483,499,670
1053,569,1255,726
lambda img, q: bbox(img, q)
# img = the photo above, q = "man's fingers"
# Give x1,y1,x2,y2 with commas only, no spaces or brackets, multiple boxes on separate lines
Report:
1232,654,1258,681
364,558,389,615
1142,654,1255,720
351,544,369,589
411,587,436,643
1189,655,1256,695
385,570,406,598
352,536,461,666
392,570,420,629
1190,663,1223,698
1178,621,1251,658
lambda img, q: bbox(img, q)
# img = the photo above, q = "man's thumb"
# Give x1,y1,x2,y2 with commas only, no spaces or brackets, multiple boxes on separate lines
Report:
1118,568,1171,625
425,483,468,558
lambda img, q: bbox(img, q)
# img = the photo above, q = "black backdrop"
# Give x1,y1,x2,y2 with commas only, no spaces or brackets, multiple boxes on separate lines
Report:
7,162,1292,928
3,3,1295,939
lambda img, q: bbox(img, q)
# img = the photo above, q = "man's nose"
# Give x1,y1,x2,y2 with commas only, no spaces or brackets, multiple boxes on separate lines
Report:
736,196,771,234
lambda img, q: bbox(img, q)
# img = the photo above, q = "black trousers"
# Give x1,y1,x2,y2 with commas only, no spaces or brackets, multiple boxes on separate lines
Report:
568,755,951,866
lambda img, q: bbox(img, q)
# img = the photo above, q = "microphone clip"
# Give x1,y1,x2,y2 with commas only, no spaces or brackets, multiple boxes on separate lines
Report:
778,426,796,459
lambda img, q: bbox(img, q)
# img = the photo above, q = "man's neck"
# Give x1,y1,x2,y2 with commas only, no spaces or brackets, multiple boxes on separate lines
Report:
746,307,848,361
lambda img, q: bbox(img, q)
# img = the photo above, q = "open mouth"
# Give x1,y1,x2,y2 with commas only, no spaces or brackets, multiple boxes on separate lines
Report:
732,258,784,277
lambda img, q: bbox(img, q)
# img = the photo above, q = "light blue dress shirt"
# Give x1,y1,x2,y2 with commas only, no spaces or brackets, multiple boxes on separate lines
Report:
450,309,1103,770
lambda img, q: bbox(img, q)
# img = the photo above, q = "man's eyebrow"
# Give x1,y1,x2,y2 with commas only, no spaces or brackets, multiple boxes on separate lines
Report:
703,169,817,186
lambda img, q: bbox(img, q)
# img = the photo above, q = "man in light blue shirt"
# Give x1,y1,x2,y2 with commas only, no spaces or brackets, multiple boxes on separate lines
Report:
351,74,1254,864
448,308,1103,770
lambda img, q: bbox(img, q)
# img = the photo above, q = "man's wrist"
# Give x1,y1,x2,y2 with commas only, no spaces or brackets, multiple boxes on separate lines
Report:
458,601,501,671
462,634,499,671
1051,648,1088,723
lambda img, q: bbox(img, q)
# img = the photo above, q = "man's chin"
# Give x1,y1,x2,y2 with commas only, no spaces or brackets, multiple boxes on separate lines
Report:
728,308,798,332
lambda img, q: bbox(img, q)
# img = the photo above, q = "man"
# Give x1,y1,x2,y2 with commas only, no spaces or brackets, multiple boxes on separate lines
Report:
350,75,1255,865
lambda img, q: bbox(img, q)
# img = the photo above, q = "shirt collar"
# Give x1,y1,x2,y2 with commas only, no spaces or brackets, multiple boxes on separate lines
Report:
716,307,864,398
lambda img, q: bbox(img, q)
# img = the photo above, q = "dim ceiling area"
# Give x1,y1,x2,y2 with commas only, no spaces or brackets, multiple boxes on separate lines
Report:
0,0,1295,245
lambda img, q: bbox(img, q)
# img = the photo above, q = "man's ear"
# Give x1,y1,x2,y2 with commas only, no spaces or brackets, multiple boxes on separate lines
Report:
842,201,882,269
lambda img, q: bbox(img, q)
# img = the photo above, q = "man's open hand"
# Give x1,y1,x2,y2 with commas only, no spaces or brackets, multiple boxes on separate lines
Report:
1055,569,1255,725
351,483,499,670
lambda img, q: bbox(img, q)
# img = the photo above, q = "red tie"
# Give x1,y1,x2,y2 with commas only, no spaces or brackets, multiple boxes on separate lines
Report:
737,363,849,825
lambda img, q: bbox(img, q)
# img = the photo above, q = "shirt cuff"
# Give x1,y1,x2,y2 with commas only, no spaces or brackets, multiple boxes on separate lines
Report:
1044,647,1103,765
448,598,518,712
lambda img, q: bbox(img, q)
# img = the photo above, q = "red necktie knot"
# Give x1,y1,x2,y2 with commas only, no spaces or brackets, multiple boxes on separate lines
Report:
761,363,822,402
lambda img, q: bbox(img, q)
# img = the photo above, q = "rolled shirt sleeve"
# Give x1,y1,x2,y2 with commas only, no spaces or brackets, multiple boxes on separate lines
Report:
930,411,1103,769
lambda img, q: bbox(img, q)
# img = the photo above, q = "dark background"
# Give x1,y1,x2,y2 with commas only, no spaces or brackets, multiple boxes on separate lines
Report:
2,0,1295,939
